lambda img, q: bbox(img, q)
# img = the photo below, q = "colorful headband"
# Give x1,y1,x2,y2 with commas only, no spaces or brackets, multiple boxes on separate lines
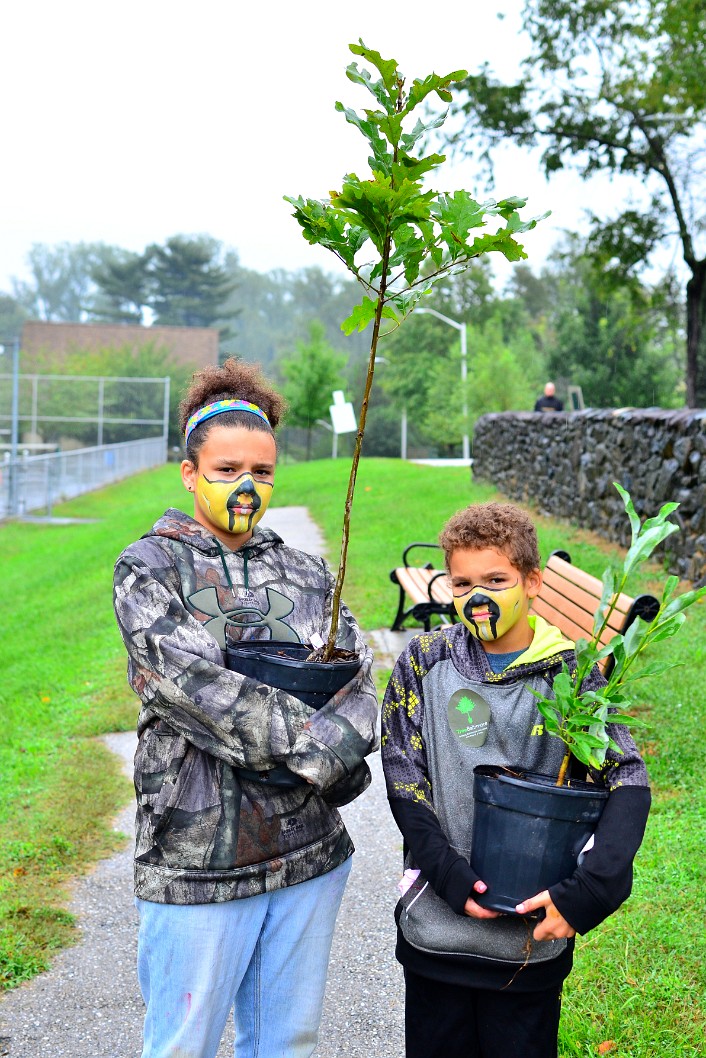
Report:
184,399,271,442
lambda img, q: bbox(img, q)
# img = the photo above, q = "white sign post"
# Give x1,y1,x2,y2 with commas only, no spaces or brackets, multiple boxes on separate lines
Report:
328,390,357,458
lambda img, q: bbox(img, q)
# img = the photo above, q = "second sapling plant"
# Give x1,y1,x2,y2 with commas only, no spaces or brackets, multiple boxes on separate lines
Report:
533,483,706,786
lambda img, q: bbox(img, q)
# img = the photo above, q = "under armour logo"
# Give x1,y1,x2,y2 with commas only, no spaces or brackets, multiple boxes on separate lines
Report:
187,586,301,648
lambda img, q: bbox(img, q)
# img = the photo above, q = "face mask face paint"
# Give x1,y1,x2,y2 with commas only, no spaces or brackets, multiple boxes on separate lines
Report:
453,580,526,642
196,471,272,536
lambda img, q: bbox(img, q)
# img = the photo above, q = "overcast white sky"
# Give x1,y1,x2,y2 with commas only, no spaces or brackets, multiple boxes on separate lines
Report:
0,0,620,293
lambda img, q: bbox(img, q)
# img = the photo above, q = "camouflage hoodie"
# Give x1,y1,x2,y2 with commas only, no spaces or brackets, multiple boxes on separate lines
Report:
113,508,378,905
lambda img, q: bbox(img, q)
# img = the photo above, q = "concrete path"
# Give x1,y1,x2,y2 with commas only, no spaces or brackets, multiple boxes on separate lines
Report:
0,507,415,1058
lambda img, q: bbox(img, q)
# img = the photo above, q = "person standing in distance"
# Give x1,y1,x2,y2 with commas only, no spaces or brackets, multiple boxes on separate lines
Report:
534,382,564,412
113,356,378,1058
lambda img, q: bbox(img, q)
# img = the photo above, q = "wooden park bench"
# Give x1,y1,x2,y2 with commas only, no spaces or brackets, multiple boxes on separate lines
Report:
390,543,456,633
390,545,659,675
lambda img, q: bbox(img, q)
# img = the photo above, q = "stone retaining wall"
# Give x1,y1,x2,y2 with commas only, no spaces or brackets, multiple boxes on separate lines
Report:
472,409,706,581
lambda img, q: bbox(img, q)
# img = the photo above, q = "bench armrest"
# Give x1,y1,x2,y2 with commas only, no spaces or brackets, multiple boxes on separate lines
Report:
426,570,451,603
402,541,443,569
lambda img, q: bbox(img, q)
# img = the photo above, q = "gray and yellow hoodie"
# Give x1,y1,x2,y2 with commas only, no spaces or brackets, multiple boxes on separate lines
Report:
113,508,378,906
381,618,650,991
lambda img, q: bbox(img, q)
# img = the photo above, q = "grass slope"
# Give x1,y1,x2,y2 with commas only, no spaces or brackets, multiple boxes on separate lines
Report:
0,458,704,1057
0,464,184,986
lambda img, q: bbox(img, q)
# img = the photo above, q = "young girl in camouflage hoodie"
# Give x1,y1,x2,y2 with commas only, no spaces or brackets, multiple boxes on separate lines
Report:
113,358,378,1058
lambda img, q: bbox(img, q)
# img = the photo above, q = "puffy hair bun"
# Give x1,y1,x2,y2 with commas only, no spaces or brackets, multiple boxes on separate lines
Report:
178,357,287,434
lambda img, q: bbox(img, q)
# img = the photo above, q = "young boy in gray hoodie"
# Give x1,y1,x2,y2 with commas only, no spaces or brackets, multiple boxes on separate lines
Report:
382,502,650,1058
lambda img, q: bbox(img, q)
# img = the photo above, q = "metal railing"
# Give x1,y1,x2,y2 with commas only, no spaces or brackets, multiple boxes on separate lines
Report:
0,437,167,519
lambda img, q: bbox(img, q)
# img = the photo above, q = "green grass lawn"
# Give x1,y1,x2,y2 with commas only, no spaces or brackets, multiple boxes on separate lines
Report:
1,457,704,1056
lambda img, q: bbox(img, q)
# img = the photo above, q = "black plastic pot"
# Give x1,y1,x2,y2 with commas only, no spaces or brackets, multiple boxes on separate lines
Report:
470,764,609,914
225,640,360,709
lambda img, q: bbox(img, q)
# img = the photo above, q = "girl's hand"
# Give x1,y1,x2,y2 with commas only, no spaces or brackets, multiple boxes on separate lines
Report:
515,891,576,941
464,879,502,919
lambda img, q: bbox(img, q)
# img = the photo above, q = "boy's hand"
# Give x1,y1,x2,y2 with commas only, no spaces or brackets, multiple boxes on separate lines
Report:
464,879,502,920
515,891,576,941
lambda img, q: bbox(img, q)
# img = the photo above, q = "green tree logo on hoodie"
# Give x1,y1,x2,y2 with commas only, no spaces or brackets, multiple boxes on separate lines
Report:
447,689,490,747
455,695,476,718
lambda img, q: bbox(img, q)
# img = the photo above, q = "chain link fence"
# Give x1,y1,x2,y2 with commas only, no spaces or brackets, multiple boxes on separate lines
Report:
0,374,170,519
0,438,168,518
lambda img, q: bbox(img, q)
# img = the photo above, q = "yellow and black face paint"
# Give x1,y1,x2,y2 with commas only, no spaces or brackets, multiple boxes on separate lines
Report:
453,580,525,643
197,472,273,536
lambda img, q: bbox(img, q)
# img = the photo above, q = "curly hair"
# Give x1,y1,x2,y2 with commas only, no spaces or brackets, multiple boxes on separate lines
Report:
439,502,541,577
179,357,287,463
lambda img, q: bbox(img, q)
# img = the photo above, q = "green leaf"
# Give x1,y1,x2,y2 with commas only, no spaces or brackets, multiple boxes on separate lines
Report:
469,228,529,262
347,41,400,103
606,712,646,728
575,731,610,748
595,641,616,661
552,664,574,696
622,614,650,658
400,114,447,153
433,191,490,239
647,612,687,642
341,296,379,334
628,660,675,680
377,111,405,150
405,70,468,112
624,521,680,574
641,501,681,533
537,702,561,735
662,583,706,617
392,153,446,184
614,482,640,543
569,740,594,766
283,195,369,269
494,195,529,217
334,102,392,172
384,289,427,322
593,567,616,635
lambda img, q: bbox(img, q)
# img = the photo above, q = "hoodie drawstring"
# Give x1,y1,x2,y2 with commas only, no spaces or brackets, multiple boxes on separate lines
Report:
215,540,250,598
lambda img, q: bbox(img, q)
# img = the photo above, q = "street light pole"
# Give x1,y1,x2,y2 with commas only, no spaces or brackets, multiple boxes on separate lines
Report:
0,336,20,515
415,307,470,461
374,354,407,460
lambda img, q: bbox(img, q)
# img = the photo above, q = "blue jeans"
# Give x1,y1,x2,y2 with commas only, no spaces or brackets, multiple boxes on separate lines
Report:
136,858,351,1058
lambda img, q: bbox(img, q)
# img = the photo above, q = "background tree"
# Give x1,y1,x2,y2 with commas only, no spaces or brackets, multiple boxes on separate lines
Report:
419,312,544,452
0,294,27,342
12,242,118,321
144,234,237,332
542,236,683,407
90,249,149,323
425,258,496,327
219,259,370,369
449,0,706,405
279,320,346,459
378,313,453,437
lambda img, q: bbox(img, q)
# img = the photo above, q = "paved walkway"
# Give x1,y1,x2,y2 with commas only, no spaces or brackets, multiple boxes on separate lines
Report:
0,507,415,1057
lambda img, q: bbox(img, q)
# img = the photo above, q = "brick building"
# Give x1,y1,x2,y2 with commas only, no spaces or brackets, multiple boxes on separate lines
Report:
21,321,219,368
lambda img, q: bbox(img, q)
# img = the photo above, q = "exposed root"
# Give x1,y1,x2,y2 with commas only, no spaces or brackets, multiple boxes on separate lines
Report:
500,917,534,990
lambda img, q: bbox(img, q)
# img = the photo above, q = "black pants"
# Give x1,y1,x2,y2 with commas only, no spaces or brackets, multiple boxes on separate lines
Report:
404,968,562,1058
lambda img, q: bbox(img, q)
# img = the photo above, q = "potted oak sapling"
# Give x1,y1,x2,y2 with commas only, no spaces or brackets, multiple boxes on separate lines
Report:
471,483,706,913
228,41,547,696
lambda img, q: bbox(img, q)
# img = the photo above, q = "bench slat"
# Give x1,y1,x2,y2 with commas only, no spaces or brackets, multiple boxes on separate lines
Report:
544,555,634,615
531,596,616,650
394,567,452,605
538,577,625,638
394,568,435,602
429,575,453,604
